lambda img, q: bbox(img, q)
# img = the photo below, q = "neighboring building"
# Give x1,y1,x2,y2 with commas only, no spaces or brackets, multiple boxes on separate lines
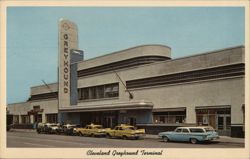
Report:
8,44,245,137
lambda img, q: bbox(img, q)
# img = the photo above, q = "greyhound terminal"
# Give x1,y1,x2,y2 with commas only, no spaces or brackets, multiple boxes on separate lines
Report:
7,19,245,138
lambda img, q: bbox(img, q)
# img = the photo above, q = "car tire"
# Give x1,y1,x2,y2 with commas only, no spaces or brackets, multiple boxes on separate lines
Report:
106,133,112,138
135,136,139,140
79,132,83,136
163,136,169,142
190,138,198,144
122,135,128,140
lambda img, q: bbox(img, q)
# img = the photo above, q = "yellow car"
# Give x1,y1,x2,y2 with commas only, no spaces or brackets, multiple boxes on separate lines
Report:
106,124,145,140
75,124,109,137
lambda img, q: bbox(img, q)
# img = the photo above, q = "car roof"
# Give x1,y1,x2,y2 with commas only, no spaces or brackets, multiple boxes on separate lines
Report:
116,124,134,128
176,126,214,129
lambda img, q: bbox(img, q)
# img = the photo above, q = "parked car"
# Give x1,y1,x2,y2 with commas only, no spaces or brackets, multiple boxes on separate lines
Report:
60,124,81,135
36,123,60,134
106,124,145,140
158,126,219,144
75,124,109,137
36,123,45,133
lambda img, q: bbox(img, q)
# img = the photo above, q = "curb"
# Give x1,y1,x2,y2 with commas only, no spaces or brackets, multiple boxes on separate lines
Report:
145,136,244,144
9,129,244,144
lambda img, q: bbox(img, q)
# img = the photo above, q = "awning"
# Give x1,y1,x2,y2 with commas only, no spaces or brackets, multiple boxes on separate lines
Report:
59,100,153,112
195,105,231,110
152,107,186,112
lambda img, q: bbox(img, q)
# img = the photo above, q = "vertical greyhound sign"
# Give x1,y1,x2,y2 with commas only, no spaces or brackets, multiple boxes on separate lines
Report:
58,19,78,108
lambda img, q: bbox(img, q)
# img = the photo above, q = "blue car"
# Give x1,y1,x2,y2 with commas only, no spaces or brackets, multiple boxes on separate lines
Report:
158,126,219,144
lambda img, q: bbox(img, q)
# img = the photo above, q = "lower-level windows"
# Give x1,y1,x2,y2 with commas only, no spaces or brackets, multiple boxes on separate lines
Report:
21,115,30,124
153,111,186,124
78,83,119,100
46,113,58,123
13,115,19,124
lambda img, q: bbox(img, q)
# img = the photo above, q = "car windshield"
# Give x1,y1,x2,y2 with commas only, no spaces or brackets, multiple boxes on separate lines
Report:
94,126,103,129
124,127,135,130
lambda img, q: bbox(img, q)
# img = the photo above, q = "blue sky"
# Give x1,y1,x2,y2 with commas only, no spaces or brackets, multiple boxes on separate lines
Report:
7,7,245,104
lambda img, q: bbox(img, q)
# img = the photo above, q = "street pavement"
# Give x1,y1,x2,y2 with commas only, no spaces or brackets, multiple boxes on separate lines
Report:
6,129,244,148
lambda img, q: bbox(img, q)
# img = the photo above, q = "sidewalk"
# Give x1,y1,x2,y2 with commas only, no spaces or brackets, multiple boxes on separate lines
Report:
145,134,245,144
10,129,244,144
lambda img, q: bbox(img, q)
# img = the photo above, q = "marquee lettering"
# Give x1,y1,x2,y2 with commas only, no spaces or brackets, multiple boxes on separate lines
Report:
63,32,69,94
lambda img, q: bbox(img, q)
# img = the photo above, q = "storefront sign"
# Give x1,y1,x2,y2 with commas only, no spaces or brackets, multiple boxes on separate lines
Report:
58,19,78,108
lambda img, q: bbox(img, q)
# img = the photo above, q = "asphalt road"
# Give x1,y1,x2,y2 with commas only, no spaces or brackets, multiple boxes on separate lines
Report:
7,131,244,148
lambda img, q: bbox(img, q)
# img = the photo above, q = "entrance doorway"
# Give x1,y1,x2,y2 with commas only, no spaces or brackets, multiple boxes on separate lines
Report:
217,114,231,136
196,107,231,136
34,114,42,123
103,116,116,128
129,117,136,126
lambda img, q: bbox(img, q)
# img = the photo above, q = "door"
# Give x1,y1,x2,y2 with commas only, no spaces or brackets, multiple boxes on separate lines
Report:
172,128,182,141
34,114,42,123
181,128,190,141
104,116,116,128
129,117,136,126
217,115,231,136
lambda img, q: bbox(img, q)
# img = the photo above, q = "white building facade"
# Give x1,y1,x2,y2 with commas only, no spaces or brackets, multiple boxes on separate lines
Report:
7,20,245,137
8,44,245,137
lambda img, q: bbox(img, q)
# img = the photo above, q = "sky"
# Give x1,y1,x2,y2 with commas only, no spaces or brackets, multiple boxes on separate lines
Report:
7,7,245,104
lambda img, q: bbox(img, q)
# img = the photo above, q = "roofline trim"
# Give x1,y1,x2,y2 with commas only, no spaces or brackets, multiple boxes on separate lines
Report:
77,44,171,64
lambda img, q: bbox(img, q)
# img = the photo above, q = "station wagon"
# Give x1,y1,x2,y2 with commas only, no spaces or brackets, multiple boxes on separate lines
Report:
158,126,219,144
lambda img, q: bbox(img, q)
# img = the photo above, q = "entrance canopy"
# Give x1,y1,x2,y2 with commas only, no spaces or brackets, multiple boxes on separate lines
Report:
59,100,153,113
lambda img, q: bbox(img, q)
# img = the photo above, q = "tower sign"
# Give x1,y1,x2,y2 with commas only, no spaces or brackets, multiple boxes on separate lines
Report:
58,19,78,108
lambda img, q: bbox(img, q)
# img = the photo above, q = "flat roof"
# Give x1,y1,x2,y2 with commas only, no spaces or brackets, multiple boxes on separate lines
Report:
77,44,171,71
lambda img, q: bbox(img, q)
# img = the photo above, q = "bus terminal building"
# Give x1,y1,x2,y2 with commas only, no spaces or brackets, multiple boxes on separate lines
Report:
7,20,245,138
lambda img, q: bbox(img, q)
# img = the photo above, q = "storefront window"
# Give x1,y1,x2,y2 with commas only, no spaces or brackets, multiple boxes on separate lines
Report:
21,115,30,124
46,114,58,123
153,111,186,124
196,108,231,131
13,115,19,124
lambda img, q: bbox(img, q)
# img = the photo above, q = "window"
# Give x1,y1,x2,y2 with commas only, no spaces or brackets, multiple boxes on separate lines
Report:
21,115,30,124
83,89,89,100
182,128,189,133
105,84,119,98
96,86,104,98
190,128,204,133
175,128,182,132
153,111,186,124
89,87,96,99
13,115,19,124
78,83,119,101
46,114,57,123
159,116,164,123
